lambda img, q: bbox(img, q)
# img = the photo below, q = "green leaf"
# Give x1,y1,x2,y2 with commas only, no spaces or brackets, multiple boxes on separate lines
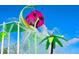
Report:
49,36,54,44
5,23,26,32
0,22,26,32
56,35,67,41
56,35,64,37
0,32,7,43
53,39,56,49
46,40,50,50
0,34,2,42
39,36,49,44
55,37,63,47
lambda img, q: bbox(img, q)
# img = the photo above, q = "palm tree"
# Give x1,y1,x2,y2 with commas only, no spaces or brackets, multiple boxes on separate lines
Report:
40,34,67,54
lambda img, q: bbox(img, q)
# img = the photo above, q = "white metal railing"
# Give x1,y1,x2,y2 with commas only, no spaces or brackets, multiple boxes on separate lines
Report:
0,21,23,54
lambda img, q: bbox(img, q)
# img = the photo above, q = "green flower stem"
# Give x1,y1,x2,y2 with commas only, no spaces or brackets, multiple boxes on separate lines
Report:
27,31,31,53
34,35,37,54
19,6,34,54
34,18,39,54
22,30,31,53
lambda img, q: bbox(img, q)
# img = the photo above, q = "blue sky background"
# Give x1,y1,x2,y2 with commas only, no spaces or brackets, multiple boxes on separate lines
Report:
0,5,79,53
0,5,79,38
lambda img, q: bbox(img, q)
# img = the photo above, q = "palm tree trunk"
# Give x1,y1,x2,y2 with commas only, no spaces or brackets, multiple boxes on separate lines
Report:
50,42,53,54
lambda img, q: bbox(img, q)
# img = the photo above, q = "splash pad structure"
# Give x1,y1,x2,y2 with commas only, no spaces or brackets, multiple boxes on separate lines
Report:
0,6,67,54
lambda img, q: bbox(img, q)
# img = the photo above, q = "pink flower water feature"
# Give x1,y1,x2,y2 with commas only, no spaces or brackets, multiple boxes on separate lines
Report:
26,10,44,28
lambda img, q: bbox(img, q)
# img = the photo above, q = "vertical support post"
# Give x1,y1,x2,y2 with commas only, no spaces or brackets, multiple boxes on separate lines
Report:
7,33,10,54
1,22,5,54
7,24,14,54
33,18,39,54
17,22,20,54
34,33,37,54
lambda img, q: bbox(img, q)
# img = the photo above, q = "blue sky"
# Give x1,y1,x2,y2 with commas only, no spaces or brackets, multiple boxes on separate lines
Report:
0,5,79,53
0,5,79,39
35,5,79,39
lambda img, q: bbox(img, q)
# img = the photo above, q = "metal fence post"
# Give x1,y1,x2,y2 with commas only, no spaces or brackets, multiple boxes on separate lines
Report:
1,22,5,54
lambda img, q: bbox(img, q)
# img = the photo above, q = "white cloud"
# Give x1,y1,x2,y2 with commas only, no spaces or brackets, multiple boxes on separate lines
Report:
54,38,79,54
61,38,79,47
68,38,79,44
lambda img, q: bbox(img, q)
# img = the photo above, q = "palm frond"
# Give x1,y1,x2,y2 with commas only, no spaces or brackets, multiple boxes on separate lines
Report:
53,39,56,49
55,37,63,47
46,40,50,50
48,36,54,44
39,36,49,44
55,35,68,41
